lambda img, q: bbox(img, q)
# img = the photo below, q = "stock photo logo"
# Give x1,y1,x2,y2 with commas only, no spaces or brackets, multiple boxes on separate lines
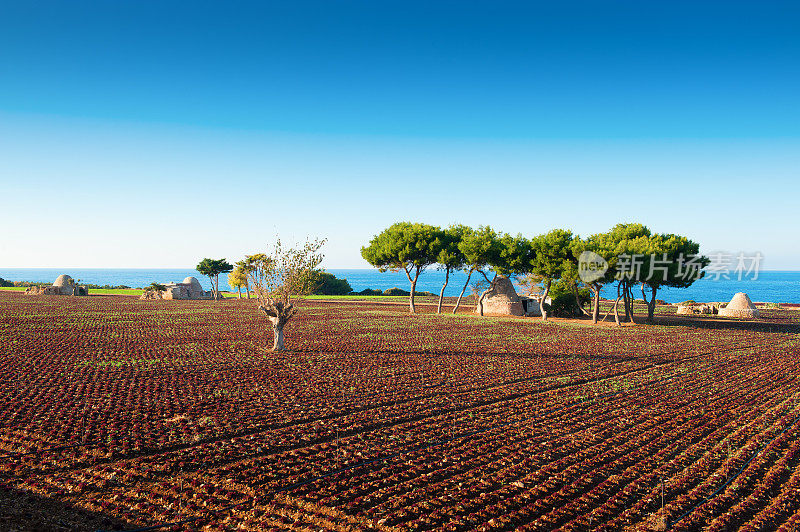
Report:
578,251,609,283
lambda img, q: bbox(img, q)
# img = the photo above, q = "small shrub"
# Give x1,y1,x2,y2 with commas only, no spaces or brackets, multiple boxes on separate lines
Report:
311,272,353,295
546,280,590,318
383,287,410,296
355,288,383,296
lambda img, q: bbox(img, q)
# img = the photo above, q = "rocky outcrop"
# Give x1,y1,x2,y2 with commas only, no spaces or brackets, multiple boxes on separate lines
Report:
477,276,524,316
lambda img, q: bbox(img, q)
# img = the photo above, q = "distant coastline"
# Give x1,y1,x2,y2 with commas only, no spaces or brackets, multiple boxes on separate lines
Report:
1,268,799,304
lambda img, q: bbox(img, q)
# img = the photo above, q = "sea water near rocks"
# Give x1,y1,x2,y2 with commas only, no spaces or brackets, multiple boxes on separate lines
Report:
2,268,799,304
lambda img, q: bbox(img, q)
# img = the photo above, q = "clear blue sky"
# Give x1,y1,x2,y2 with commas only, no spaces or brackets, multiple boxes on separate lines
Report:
1,1,798,268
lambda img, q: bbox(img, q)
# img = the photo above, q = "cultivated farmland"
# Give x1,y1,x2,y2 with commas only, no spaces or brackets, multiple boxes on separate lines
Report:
1,292,800,531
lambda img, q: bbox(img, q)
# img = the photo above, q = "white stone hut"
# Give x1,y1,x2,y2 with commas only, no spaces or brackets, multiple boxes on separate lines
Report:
477,276,548,317
25,274,88,296
161,276,214,300
718,292,760,318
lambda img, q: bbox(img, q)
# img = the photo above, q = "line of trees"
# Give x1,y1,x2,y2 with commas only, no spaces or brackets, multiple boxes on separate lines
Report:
361,221,708,324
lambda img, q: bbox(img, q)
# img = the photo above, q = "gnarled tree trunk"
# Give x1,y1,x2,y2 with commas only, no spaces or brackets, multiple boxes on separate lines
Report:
641,282,658,323
269,316,285,351
540,278,552,321
572,282,591,317
259,301,296,351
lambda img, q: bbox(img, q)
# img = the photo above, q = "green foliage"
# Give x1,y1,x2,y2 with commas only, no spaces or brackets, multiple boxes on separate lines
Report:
355,288,384,296
196,258,233,277
362,222,444,311
382,287,410,296
545,280,591,317
530,229,575,281
642,232,709,289
435,224,468,271
496,233,533,276
311,272,353,295
361,222,443,274
570,234,618,287
457,225,501,276
148,282,167,292
197,257,234,299
0,277,15,287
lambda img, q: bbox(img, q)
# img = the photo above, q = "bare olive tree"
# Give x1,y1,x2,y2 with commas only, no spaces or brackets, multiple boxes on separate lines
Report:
244,238,325,351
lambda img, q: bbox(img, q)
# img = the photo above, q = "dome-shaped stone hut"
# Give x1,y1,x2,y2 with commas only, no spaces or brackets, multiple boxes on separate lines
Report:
477,276,525,316
718,292,760,318
25,274,88,296
182,277,206,298
53,274,73,290
154,276,214,300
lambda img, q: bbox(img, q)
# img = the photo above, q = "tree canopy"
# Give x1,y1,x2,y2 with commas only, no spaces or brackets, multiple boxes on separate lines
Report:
196,258,233,300
529,229,575,320
360,220,708,325
432,224,467,313
244,238,325,351
227,266,248,299
361,222,443,313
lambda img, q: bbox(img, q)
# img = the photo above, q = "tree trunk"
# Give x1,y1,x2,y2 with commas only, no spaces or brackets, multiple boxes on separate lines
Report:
613,283,622,326
269,316,286,351
207,276,215,299
402,265,421,314
237,286,241,299
410,276,417,313
626,283,635,323
573,282,591,317
245,285,250,299
540,278,552,321
452,269,473,314
642,283,658,323
622,281,631,322
478,287,489,316
649,287,657,322
437,268,450,314
591,285,600,324
259,303,294,352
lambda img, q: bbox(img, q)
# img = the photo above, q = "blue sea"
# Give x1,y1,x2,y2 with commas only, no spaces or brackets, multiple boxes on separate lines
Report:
1,268,799,304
